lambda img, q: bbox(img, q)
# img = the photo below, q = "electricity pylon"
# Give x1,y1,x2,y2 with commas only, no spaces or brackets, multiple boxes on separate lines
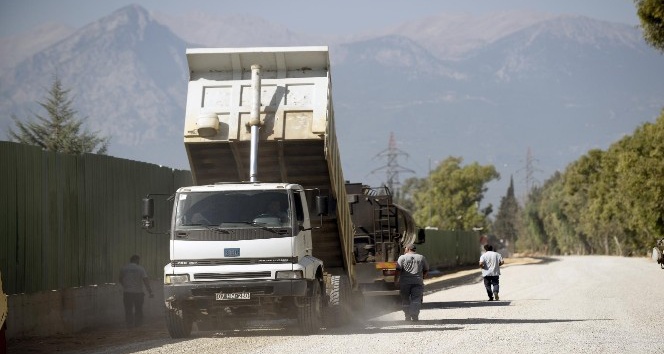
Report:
370,132,414,196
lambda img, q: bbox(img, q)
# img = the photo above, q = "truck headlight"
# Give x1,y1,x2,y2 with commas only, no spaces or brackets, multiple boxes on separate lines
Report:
276,270,303,279
165,274,189,284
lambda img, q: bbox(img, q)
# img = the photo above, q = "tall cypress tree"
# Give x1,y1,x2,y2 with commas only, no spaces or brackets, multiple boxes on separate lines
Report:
493,175,521,253
8,75,109,154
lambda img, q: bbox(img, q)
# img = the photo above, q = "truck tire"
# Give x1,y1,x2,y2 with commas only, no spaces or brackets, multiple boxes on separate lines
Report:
298,280,322,335
165,308,193,338
324,275,352,327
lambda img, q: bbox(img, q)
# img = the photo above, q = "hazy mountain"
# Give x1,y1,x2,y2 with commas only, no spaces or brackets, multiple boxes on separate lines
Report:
332,15,664,205
384,10,556,59
1,4,663,209
0,23,74,76
0,5,191,168
153,11,319,47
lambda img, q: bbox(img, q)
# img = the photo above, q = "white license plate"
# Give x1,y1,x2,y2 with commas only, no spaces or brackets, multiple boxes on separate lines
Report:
215,292,250,301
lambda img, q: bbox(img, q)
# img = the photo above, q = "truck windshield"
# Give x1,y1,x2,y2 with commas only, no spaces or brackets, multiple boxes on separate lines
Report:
175,190,291,229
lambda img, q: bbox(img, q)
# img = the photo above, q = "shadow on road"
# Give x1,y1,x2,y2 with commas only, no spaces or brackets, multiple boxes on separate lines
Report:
422,300,512,309
360,316,596,327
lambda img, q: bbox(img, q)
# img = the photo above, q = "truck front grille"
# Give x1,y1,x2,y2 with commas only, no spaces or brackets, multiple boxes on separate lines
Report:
193,272,271,280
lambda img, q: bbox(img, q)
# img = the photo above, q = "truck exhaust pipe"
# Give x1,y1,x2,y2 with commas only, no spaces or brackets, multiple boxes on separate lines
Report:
249,64,262,182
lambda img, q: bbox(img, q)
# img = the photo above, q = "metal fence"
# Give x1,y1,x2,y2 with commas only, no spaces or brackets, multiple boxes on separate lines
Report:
418,229,481,269
0,141,192,295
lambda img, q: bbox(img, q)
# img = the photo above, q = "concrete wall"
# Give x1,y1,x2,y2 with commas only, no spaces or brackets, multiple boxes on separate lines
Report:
5,280,164,339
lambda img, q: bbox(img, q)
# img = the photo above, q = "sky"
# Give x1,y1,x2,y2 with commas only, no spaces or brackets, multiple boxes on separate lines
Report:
0,0,641,37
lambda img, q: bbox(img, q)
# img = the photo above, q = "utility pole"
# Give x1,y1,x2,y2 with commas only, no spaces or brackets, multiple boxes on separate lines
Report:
370,132,414,197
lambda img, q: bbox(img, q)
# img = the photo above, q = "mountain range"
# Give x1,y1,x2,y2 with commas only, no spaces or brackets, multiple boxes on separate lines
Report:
1,4,663,211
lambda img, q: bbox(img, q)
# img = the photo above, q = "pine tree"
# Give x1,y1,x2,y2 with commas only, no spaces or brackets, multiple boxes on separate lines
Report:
8,75,110,154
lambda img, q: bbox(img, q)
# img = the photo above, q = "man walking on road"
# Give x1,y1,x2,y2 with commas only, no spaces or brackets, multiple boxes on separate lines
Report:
396,244,429,321
479,244,504,301
119,255,154,328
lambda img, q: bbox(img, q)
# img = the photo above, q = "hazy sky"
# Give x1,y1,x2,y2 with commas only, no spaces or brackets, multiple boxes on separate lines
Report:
0,0,641,37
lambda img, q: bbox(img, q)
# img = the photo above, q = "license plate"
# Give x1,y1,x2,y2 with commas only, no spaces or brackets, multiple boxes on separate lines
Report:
216,292,250,301
224,248,240,257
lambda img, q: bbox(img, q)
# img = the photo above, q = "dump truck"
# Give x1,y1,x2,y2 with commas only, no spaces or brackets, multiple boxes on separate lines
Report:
142,46,355,337
142,46,422,338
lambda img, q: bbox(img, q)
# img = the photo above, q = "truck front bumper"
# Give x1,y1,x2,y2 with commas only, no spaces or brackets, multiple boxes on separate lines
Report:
164,279,308,303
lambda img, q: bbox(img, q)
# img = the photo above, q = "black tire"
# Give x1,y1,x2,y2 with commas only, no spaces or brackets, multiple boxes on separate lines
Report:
298,280,322,335
165,308,193,338
324,275,352,327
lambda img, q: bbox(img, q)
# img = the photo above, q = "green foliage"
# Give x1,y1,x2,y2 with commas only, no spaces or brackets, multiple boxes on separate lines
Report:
407,156,499,230
397,176,426,212
516,183,550,254
8,75,110,154
519,110,664,256
635,0,664,53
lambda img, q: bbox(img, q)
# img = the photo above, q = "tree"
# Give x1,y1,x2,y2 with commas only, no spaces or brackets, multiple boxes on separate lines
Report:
519,110,664,256
635,0,664,53
493,176,521,253
517,183,550,254
8,75,110,154
410,156,499,230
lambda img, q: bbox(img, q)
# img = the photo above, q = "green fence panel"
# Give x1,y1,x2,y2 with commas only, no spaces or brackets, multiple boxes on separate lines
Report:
418,229,482,269
0,142,192,295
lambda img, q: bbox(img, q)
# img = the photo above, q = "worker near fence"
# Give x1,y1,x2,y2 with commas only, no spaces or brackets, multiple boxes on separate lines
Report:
119,255,154,328
396,244,429,321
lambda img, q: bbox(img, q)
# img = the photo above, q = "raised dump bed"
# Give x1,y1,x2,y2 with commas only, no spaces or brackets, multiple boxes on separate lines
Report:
183,47,354,279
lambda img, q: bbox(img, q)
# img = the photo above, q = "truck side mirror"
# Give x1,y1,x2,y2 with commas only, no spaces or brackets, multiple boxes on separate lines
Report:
142,198,155,229
315,195,329,216
416,228,426,244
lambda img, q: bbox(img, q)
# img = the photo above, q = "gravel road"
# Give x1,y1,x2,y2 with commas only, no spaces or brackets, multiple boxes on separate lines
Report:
10,256,664,354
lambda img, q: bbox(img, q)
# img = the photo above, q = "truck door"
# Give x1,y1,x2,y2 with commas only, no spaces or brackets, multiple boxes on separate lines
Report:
294,190,312,256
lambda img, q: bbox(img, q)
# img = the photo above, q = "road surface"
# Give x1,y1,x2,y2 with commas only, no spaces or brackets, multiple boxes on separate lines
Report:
9,256,664,353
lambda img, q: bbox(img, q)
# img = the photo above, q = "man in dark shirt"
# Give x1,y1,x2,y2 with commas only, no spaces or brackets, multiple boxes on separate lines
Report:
119,255,153,328
396,244,429,321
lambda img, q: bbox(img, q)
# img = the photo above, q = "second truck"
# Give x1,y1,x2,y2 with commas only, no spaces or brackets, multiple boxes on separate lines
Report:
143,46,421,337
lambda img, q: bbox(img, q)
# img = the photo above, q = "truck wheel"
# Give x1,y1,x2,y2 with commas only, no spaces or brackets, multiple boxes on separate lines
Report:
325,275,352,327
298,280,322,335
165,308,193,338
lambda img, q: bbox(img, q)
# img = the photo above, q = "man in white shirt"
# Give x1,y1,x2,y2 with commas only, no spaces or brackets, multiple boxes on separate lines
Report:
479,244,504,301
